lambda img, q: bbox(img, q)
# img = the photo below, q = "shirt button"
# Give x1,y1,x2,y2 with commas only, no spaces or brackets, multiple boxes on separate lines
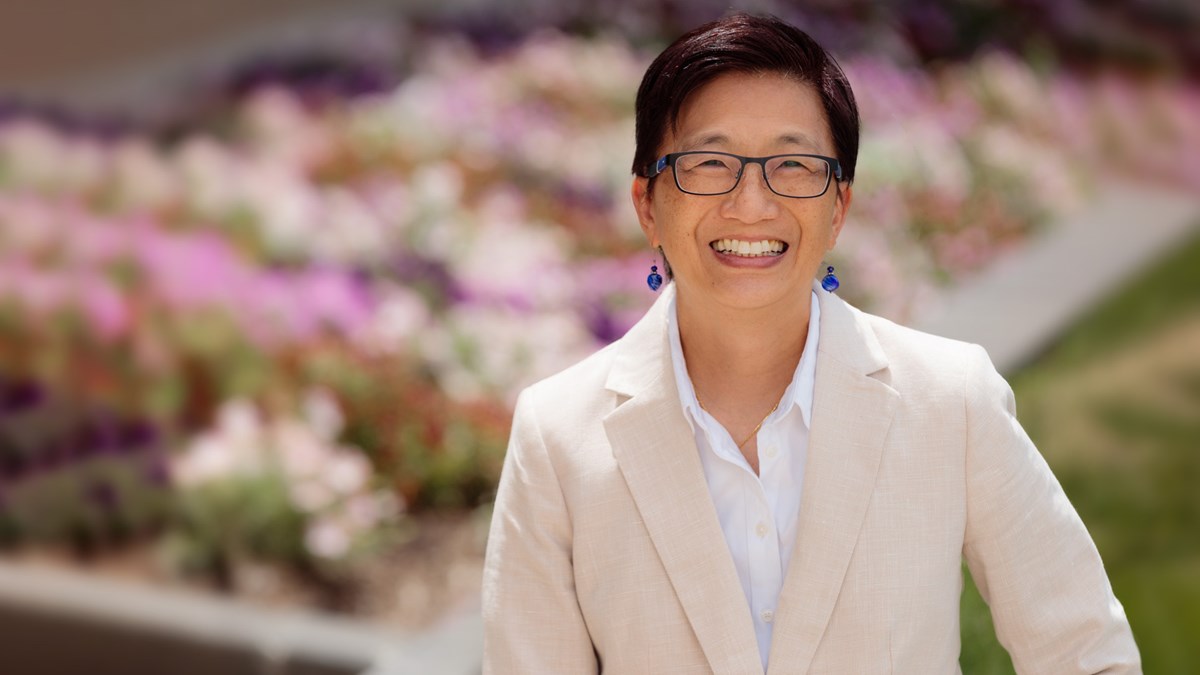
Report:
755,522,768,538
761,609,775,623
764,446,779,459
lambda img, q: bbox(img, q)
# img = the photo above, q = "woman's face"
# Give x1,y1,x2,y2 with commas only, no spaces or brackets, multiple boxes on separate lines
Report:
632,71,851,312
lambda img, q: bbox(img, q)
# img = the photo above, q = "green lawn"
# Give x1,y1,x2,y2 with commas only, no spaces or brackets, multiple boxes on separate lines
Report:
959,227,1200,673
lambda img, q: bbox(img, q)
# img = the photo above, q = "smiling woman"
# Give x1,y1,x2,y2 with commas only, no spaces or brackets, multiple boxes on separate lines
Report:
482,13,1141,675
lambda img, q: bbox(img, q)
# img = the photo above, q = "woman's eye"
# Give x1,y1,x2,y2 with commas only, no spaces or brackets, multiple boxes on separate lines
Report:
777,160,816,172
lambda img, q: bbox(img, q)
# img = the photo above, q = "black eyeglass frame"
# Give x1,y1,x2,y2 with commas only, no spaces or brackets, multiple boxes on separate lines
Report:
646,150,844,199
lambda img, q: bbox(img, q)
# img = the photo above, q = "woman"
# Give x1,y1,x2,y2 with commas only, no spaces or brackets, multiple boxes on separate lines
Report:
482,14,1139,674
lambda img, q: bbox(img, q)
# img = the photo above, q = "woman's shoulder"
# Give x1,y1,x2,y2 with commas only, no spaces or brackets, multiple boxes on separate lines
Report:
848,304,997,387
517,339,622,414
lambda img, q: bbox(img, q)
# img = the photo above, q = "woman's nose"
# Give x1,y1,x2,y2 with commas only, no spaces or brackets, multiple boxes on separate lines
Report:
719,163,779,223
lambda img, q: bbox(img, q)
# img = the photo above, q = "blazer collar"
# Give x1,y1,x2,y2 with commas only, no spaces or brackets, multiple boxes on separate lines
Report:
603,281,899,675
603,281,675,398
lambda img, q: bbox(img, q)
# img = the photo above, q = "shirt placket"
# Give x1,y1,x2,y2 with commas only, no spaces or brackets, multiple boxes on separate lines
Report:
747,426,783,641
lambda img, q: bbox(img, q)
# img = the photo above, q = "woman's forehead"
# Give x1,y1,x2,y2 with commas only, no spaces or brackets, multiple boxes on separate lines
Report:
670,72,833,151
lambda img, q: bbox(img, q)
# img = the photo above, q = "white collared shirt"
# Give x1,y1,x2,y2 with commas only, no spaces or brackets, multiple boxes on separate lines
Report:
667,291,820,672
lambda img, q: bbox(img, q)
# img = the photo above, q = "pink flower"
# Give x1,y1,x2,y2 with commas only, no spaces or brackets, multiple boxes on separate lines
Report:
78,275,131,341
299,268,374,335
133,226,243,309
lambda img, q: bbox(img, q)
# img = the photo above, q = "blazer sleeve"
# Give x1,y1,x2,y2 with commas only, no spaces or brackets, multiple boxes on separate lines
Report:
481,388,599,674
961,344,1142,674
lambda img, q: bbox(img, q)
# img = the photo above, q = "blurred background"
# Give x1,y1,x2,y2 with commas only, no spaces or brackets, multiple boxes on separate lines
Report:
0,1,1197,673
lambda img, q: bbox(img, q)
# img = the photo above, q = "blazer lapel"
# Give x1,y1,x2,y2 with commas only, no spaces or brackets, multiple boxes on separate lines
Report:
603,284,764,675
766,286,900,675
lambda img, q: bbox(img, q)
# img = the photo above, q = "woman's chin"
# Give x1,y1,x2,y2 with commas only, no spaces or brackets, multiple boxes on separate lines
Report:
680,274,809,313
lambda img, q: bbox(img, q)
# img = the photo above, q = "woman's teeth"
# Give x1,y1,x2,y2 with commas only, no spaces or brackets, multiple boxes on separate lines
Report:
711,238,786,257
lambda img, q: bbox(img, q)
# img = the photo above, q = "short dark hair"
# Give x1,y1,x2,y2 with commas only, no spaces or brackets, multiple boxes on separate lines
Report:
632,13,860,186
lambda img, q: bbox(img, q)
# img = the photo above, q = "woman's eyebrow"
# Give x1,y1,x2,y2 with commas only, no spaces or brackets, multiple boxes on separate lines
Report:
678,133,731,149
777,133,821,150
676,132,823,152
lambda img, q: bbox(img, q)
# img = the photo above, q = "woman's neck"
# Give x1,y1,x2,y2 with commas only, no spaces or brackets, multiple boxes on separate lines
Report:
675,288,811,417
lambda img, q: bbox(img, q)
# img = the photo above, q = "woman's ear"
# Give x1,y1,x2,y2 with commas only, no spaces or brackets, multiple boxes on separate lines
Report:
828,183,853,250
631,177,658,246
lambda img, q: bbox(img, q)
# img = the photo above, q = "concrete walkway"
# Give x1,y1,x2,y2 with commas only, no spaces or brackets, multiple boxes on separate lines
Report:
0,558,482,675
911,181,1199,375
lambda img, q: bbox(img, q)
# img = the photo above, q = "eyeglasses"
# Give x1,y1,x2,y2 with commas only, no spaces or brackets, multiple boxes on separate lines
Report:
647,151,843,199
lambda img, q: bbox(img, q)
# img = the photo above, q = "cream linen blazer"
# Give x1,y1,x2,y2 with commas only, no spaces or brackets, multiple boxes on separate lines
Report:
482,282,1140,674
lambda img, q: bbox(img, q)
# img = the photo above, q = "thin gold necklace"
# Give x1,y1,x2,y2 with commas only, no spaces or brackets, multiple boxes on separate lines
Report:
695,395,779,450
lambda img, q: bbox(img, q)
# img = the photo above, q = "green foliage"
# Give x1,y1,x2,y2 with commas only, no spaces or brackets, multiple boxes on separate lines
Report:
303,350,510,510
0,398,173,552
164,471,307,583
959,565,1015,675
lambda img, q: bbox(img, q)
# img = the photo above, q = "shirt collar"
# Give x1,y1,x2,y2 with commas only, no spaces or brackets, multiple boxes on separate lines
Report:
668,290,821,432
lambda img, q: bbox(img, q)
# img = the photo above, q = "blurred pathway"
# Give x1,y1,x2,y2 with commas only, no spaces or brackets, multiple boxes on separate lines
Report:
911,182,1200,375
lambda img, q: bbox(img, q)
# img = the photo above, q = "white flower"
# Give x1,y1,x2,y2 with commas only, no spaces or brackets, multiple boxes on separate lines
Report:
451,218,572,306
327,450,370,496
111,138,178,210
305,517,352,559
173,434,239,487
241,87,335,169
302,387,345,443
357,283,430,355
175,136,242,219
216,399,263,450
343,492,383,529
409,161,464,217
238,161,321,258
0,119,62,190
289,479,336,513
313,187,387,263
274,420,326,479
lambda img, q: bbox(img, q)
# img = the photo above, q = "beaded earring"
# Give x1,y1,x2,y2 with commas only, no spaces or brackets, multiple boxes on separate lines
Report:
821,265,840,292
647,260,663,292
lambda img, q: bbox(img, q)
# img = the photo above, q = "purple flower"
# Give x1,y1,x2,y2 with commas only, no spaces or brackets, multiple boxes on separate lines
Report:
119,418,159,451
0,452,28,482
84,480,119,512
142,456,172,488
390,253,462,304
1,379,45,413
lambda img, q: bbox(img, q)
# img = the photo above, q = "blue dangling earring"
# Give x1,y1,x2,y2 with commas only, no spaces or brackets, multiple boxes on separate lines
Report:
821,265,840,292
647,260,663,292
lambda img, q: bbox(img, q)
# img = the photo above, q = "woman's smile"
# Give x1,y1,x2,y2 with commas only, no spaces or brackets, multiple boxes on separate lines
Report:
709,237,790,267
